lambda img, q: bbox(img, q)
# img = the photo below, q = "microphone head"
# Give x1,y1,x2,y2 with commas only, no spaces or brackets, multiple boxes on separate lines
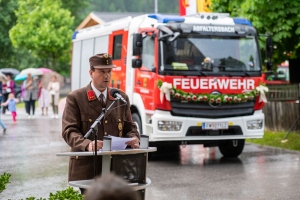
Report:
110,88,120,98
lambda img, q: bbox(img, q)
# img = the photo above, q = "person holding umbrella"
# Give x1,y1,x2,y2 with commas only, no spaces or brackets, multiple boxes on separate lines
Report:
2,74,15,114
0,72,7,103
0,72,7,134
23,73,39,118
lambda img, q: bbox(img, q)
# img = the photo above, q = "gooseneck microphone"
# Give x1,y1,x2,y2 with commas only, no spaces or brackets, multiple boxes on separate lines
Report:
110,88,127,104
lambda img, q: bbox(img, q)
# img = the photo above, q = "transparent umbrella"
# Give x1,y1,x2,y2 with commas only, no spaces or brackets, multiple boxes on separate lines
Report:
0,71,7,82
40,71,64,88
0,68,20,77
20,68,43,76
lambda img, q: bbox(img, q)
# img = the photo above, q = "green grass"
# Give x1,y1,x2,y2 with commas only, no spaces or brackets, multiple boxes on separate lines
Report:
16,101,40,109
246,130,300,151
16,102,25,109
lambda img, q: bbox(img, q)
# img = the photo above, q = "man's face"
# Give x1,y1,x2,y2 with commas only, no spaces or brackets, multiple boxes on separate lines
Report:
89,68,112,92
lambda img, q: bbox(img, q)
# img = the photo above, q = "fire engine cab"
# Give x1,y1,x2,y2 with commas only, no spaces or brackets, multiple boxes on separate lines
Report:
71,13,269,157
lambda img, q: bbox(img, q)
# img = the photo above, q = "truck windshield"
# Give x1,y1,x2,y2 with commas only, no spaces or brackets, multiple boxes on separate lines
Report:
160,34,261,75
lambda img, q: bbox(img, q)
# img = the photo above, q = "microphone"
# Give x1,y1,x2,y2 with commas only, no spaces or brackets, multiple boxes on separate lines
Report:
110,88,127,104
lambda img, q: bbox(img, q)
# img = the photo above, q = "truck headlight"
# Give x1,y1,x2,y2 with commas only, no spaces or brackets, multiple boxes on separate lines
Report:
158,121,182,131
247,120,263,129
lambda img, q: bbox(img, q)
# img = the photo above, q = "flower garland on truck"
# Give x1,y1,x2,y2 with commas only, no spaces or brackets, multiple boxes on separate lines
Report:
157,80,269,104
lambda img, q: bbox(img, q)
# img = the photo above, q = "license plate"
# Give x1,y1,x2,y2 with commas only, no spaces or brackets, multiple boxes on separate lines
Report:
202,122,228,130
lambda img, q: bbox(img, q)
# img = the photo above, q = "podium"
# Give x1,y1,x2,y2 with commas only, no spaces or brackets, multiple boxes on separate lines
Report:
57,135,156,199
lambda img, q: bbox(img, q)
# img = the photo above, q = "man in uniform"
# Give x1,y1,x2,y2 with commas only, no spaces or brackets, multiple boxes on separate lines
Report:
62,53,140,194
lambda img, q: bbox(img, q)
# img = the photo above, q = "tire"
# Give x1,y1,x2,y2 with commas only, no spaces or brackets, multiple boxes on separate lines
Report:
132,113,142,135
218,139,245,157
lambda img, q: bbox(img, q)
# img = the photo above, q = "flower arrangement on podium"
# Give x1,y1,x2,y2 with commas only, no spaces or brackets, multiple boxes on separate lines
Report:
157,80,269,104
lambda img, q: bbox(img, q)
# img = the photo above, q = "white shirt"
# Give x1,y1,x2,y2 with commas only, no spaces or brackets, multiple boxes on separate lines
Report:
91,83,107,102
48,81,60,95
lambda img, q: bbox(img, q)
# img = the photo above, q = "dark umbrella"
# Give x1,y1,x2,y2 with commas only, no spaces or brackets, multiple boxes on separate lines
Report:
0,68,20,77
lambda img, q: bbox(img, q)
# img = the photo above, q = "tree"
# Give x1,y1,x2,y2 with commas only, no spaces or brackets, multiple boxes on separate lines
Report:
90,0,178,13
0,0,17,68
211,0,300,67
9,0,74,75
60,0,91,30
0,0,45,71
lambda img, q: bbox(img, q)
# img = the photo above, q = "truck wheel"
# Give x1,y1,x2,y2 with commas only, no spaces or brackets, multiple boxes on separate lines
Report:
218,139,245,157
132,113,142,135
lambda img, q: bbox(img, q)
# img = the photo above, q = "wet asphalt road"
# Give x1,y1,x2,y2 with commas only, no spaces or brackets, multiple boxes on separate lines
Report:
1,107,300,200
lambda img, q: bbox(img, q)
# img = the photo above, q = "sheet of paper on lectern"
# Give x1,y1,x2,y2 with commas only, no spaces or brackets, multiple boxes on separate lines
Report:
108,136,131,150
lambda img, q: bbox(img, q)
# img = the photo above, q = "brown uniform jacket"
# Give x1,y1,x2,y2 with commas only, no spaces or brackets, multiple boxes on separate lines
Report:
62,83,139,181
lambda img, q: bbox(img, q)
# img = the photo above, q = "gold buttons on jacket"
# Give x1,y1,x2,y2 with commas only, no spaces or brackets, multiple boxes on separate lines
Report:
104,132,107,135
105,120,108,124
89,119,92,122
118,123,122,131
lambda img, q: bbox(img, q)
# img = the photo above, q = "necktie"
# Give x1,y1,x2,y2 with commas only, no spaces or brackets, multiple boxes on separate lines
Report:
99,93,106,107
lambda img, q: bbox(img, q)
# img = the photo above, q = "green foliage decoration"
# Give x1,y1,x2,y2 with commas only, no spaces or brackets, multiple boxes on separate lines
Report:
0,173,11,193
20,187,83,200
48,187,83,200
157,80,268,104
1,172,82,199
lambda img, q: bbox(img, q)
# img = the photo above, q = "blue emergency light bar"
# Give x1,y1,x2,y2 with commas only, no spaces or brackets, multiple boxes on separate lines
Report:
233,17,252,26
72,30,78,39
148,14,185,23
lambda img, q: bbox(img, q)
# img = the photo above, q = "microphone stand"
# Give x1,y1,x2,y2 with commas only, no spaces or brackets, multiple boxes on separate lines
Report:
84,97,120,178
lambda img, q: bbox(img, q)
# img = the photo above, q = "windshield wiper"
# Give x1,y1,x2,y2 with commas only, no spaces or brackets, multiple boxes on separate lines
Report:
199,71,208,76
218,65,251,77
232,70,251,77
242,71,251,77
227,71,251,77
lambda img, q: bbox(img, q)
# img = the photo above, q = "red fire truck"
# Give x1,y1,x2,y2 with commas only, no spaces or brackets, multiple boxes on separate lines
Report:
71,13,270,157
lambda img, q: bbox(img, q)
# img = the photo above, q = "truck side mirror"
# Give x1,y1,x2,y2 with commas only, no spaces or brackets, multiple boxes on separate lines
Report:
132,33,143,56
132,58,142,68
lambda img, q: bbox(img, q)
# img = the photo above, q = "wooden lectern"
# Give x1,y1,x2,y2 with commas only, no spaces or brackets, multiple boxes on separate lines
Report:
57,135,156,199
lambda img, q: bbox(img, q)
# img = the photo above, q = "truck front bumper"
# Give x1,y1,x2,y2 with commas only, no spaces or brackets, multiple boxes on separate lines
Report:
149,110,264,142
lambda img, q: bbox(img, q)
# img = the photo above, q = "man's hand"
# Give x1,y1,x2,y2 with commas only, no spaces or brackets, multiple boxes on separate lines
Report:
125,137,140,149
87,140,103,151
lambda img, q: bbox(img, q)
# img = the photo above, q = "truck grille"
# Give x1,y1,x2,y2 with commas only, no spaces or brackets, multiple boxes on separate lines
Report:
170,99,255,118
186,126,243,136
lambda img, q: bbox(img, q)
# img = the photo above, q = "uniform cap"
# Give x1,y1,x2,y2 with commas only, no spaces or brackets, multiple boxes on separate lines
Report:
89,53,116,69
